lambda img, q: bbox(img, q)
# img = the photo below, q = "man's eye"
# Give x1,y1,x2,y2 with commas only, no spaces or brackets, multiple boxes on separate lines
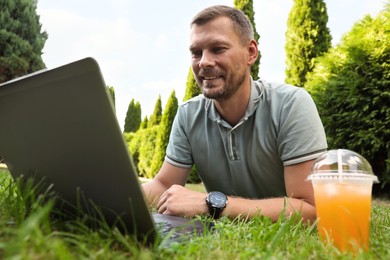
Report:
191,51,202,58
212,47,226,54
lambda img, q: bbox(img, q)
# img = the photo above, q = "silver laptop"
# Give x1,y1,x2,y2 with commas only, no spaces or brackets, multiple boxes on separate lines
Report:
0,57,208,246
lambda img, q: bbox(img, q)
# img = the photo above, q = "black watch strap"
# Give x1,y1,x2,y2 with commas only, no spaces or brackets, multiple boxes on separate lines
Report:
208,205,223,219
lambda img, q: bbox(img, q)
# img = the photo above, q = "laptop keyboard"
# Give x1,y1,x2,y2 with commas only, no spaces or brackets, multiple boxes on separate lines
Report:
156,220,202,239
152,213,213,245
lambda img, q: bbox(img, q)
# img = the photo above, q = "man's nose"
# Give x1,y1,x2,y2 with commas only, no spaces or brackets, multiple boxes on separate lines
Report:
199,51,215,68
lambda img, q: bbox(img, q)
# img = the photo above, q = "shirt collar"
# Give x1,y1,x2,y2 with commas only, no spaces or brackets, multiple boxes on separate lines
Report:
206,78,263,123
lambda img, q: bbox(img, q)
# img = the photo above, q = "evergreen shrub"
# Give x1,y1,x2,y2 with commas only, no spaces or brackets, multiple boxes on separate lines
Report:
306,5,390,194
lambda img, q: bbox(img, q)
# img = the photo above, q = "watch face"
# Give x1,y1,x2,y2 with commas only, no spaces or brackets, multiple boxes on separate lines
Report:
209,191,227,208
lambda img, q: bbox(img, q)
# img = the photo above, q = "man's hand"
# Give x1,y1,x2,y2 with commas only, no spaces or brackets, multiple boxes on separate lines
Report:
157,184,209,217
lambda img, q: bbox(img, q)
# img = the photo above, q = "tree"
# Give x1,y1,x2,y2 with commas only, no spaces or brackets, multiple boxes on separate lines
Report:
285,0,331,87
139,116,148,129
150,91,178,175
107,86,115,110
234,0,260,80
127,126,159,178
182,68,203,183
183,67,201,101
123,99,141,133
305,3,390,194
147,95,162,127
0,0,48,83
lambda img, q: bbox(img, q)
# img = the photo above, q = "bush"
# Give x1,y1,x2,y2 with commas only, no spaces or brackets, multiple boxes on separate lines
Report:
150,91,178,176
127,127,158,179
305,5,390,194
188,166,202,184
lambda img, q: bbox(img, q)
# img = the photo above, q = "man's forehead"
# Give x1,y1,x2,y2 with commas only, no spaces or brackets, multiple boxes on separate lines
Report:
190,16,232,31
189,17,237,48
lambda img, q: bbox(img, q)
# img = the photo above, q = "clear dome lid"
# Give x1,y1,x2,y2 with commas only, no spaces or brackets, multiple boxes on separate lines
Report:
307,149,379,182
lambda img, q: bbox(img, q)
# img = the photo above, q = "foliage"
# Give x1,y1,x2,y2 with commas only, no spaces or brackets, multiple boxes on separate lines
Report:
183,67,201,102
285,0,331,87
234,0,260,80
305,4,390,192
127,127,159,178
150,91,178,176
147,95,162,128
107,86,115,110
0,0,47,83
182,68,202,183
186,166,202,184
139,116,148,130
123,99,142,133
126,92,178,179
0,170,389,259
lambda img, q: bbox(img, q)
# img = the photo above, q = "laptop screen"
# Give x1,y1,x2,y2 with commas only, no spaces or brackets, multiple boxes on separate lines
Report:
0,57,157,243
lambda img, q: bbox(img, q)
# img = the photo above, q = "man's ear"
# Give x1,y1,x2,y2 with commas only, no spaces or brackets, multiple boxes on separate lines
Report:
247,40,258,66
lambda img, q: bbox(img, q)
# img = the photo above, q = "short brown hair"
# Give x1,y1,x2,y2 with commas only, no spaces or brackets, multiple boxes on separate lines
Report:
190,5,254,45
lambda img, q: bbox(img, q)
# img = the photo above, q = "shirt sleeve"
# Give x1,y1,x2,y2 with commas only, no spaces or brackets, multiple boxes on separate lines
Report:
165,107,193,169
277,88,328,166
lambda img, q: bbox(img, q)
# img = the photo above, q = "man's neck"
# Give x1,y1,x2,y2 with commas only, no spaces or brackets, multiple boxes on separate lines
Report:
213,81,251,126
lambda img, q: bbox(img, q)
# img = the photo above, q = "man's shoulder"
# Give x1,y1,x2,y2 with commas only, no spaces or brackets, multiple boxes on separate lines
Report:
180,94,209,111
258,80,301,94
257,80,310,102
181,94,206,104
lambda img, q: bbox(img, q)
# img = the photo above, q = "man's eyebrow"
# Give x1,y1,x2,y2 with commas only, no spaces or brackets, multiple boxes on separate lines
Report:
189,45,198,52
189,40,230,52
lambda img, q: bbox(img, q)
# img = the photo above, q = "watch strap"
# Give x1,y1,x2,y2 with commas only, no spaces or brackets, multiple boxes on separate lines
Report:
208,205,223,219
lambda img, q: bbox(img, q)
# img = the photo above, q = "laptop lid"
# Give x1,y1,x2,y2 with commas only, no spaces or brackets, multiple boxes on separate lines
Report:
0,57,157,243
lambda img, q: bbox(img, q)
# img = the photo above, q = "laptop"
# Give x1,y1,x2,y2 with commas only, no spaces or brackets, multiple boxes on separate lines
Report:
0,57,209,246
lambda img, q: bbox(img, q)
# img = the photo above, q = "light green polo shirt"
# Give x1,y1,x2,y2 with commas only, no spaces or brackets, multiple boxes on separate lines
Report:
165,79,327,198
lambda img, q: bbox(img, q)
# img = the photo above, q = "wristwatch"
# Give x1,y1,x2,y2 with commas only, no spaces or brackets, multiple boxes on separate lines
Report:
206,191,228,219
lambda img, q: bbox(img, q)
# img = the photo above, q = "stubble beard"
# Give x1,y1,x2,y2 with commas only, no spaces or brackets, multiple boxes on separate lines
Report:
197,70,247,101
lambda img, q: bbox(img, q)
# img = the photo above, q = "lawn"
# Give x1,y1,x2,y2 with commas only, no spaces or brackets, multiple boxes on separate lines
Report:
0,169,389,259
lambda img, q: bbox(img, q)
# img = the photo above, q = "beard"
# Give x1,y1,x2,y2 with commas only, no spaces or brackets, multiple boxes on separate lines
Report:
195,67,247,101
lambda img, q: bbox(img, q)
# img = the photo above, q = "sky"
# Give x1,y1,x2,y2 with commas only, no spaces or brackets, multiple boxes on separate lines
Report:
36,0,386,129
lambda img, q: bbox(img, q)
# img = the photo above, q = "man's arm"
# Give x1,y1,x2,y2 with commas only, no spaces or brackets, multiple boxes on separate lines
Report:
222,159,316,222
142,161,191,207
154,159,316,222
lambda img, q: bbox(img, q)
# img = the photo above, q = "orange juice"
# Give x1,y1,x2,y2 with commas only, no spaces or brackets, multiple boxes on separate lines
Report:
313,180,373,252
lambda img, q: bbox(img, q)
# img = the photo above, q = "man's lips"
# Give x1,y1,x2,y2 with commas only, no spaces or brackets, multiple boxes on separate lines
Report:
202,75,222,81
203,76,220,80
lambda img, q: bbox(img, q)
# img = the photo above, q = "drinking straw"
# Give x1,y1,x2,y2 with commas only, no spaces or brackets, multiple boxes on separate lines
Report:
338,149,343,179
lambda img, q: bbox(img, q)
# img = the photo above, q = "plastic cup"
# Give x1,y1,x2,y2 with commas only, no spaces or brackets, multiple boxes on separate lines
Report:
307,149,379,253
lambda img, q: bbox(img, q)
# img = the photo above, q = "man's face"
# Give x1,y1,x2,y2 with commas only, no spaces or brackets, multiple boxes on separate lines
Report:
189,17,251,101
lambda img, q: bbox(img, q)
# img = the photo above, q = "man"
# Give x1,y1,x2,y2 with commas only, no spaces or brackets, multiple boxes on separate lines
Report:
143,5,327,222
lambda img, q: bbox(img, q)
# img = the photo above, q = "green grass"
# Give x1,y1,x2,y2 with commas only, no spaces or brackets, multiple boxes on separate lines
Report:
0,169,389,259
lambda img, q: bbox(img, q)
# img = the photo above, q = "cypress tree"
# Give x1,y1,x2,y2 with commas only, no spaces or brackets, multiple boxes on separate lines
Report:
140,116,149,129
123,99,142,133
234,0,261,80
147,95,162,127
107,86,115,110
183,67,201,101
182,68,203,183
285,0,331,87
150,91,178,175
134,101,141,126
0,0,48,83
